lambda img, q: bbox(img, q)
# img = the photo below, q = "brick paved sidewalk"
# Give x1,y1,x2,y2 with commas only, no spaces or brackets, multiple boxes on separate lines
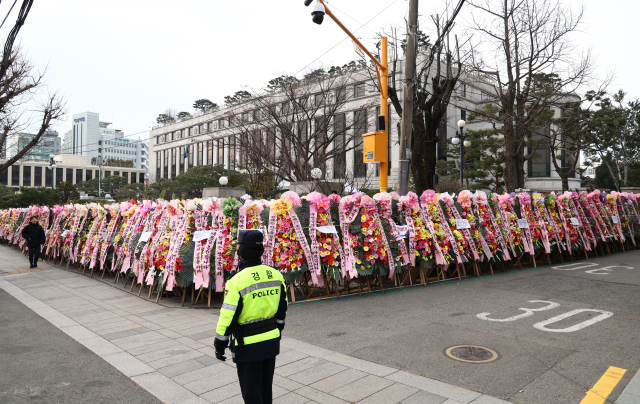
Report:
0,245,511,404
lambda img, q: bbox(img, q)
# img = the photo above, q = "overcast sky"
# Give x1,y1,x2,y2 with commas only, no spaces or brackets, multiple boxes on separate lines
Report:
8,0,639,143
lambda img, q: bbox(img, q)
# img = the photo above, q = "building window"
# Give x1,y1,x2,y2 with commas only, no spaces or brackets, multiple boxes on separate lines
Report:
171,148,176,178
229,137,235,170
85,169,92,181
335,87,346,103
314,93,325,106
114,171,120,177
76,169,83,183
66,168,73,183
131,172,136,183
123,172,129,183
156,151,161,179
163,149,168,178
198,142,203,166
45,167,52,187
188,144,194,167
219,119,225,129
459,83,467,98
481,91,491,101
193,126,199,135
354,83,365,98
23,165,31,186
461,109,467,121
332,114,345,179
241,112,249,122
34,166,42,186
218,138,225,166
281,102,290,115
56,167,63,185
207,140,213,165
528,130,551,177
354,110,367,178
0,168,7,185
179,146,185,173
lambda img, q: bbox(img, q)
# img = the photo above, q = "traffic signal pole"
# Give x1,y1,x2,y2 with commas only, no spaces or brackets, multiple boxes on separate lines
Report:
379,37,388,192
317,0,388,192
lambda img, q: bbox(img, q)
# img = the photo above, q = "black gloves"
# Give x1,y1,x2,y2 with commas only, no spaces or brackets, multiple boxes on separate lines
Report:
277,320,285,332
215,349,227,362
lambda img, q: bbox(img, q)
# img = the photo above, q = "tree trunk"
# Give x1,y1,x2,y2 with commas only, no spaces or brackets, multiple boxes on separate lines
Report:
503,134,525,192
561,176,569,192
411,116,438,196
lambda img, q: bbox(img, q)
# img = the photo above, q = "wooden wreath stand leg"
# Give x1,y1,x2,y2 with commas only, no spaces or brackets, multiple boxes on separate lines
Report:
512,256,524,270
473,261,481,277
377,274,385,293
155,284,165,303
289,283,296,305
147,282,156,299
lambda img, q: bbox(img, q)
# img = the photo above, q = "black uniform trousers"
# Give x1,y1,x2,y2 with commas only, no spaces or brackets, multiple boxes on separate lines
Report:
236,356,276,404
28,246,41,266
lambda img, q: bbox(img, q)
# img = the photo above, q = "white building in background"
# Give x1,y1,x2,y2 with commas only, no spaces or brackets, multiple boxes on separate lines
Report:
149,51,580,192
62,112,149,171
0,154,146,190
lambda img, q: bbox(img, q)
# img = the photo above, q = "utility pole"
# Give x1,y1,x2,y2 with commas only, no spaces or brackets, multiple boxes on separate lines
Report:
398,0,419,196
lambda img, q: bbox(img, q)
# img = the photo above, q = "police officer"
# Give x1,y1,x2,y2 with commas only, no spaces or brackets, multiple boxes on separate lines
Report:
214,229,287,404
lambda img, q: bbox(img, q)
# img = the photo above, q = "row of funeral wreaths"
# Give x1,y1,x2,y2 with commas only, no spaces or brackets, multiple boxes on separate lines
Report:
0,189,638,292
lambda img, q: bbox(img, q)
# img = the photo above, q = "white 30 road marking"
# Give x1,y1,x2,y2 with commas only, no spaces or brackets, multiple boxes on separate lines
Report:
477,302,613,332
477,300,560,322
584,265,633,275
533,309,613,332
552,262,599,271
552,262,633,275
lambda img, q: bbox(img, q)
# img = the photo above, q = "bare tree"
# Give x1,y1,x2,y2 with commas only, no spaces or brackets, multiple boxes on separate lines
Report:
226,69,375,193
468,0,593,191
372,10,465,195
0,51,65,172
0,0,66,172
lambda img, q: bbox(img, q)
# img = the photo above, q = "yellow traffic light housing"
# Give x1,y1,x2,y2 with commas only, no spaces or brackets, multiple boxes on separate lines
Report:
362,131,387,164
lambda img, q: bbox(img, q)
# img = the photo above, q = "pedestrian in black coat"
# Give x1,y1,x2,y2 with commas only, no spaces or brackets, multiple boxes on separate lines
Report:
21,216,46,268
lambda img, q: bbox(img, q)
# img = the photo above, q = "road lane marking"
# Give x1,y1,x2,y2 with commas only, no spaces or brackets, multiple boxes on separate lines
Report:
585,265,633,275
477,300,559,322
553,262,599,271
579,366,627,404
533,309,613,333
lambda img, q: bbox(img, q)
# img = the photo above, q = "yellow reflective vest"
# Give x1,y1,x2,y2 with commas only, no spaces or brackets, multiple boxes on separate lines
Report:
215,264,287,346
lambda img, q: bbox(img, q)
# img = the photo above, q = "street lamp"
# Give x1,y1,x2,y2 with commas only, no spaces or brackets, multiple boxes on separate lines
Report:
46,154,56,191
452,120,470,188
219,176,228,187
303,0,389,192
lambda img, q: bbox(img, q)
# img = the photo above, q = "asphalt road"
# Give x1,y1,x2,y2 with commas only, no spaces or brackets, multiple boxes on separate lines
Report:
0,288,162,404
285,250,640,403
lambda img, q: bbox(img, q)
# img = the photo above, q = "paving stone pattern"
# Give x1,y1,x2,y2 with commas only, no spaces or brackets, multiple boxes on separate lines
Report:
0,246,519,404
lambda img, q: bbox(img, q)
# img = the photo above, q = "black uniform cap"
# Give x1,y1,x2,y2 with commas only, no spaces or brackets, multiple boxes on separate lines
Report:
238,229,264,250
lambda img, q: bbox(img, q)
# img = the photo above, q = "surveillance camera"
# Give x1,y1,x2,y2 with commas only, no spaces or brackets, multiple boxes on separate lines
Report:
304,0,313,6
310,1,325,25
